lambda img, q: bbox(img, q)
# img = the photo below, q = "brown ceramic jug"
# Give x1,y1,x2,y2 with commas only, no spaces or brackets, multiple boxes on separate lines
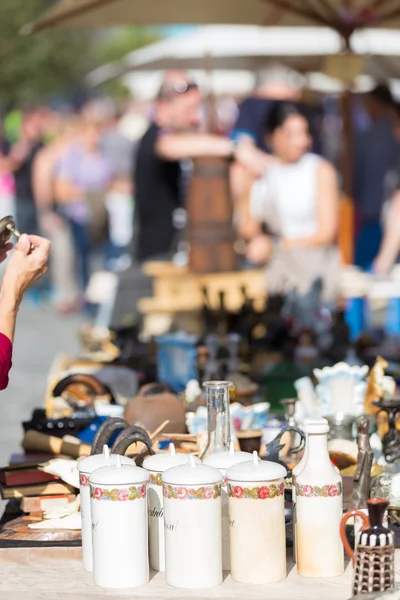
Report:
340,498,395,596
124,383,186,434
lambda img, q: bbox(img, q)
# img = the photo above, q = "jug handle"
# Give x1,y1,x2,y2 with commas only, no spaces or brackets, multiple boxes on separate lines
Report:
340,509,369,566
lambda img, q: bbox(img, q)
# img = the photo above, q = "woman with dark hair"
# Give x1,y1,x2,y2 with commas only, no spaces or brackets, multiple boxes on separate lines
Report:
236,101,340,301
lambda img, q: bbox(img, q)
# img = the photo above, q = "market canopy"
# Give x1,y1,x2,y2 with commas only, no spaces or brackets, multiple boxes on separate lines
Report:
24,0,400,36
86,25,400,86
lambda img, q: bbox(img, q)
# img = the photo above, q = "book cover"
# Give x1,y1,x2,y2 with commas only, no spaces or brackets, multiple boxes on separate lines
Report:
0,482,76,500
0,469,60,487
21,494,76,514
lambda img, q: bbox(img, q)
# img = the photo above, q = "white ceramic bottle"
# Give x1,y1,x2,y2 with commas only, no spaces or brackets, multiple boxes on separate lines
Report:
162,457,223,589
78,445,134,572
227,452,287,584
89,457,149,588
292,418,329,562
296,421,344,578
203,441,253,570
143,444,201,572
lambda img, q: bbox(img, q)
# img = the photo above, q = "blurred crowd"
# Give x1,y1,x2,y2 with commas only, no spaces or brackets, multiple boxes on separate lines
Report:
1,66,400,317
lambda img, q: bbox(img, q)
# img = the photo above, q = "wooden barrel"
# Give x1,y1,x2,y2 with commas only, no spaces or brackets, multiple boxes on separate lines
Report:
187,157,238,273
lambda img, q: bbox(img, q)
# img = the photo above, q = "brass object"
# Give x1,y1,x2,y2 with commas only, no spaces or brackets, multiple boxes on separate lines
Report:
0,215,35,251
364,356,388,416
352,416,374,509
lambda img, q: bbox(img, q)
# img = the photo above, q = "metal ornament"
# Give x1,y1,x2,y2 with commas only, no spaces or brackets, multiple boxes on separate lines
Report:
0,215,35,251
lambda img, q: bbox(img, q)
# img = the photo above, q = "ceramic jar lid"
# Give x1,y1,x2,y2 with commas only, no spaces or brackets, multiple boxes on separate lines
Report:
227,452,287,482
90,455,149,485
203,442,253,471
304,421,329,435
143,443,201,473
163,455,222,486
78,445,135,474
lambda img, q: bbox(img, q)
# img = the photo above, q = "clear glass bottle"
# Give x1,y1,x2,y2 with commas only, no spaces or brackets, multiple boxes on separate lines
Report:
200,381,232,459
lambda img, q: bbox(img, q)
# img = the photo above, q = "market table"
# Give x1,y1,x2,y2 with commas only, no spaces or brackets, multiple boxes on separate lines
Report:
1,547,399,600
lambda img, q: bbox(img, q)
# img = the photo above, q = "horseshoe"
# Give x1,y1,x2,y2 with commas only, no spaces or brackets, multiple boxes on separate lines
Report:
90,417,127,455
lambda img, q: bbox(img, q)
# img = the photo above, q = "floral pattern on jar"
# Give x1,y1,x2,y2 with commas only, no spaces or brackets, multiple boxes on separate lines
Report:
149,472,163,486
295,481,342,498
80,473,89,488
163,483,221,500
90,484,147,501
227,482,285,499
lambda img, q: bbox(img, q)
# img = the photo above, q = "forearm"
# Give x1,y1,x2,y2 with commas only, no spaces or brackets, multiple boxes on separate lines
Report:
283,229,336,249
34,186,53,213
375,216,400,268
54,179,83,203
235,196,262,239
0,287,21,343
0,156,13,174
235,144,277,177
156,134,231,161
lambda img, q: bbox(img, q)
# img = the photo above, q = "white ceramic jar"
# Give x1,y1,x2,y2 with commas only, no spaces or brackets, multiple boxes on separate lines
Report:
143,444,201,572
203,442,253,570
89,457,149,588
78,445,134,572
296,421,344,578
162,456,223,589
227,452,287,584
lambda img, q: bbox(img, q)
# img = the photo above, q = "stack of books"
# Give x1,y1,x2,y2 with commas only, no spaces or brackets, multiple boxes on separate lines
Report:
0,453,77,518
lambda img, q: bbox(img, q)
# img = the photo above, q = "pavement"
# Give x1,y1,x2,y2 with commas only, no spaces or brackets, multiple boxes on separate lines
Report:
0,302,83,468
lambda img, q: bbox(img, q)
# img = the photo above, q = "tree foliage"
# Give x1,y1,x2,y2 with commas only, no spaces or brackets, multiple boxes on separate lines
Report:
95,27,162,99
0,1,163,108
96,27,162,64
0,0,95,108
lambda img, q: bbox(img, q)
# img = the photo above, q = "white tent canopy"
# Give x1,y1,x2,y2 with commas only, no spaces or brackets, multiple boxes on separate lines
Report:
87,25,400,87
122,69,257,101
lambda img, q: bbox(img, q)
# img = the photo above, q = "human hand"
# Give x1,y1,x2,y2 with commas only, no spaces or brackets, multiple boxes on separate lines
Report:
234,138,256,166
3,234,51,300
10,141,30,164
0,243,13,264
372,254,393,277
281,238,296,251
246,235,273,265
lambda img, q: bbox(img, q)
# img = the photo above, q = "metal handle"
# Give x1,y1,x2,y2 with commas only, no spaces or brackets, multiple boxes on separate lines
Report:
6,222,35,251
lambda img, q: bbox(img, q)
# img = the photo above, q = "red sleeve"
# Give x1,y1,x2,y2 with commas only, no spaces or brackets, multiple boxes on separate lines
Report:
0,332,12,390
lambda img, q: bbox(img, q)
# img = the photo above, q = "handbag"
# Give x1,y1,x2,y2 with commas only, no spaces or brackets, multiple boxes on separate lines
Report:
86,190,109,247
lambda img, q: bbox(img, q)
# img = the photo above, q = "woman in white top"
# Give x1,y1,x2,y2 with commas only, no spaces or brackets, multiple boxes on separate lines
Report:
236,101,340,301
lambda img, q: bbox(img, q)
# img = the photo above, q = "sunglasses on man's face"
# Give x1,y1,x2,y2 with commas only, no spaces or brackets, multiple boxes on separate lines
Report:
159,81,198,99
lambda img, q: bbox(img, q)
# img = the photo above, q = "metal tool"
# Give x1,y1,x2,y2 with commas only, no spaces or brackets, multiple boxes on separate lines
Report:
0,215,35,251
